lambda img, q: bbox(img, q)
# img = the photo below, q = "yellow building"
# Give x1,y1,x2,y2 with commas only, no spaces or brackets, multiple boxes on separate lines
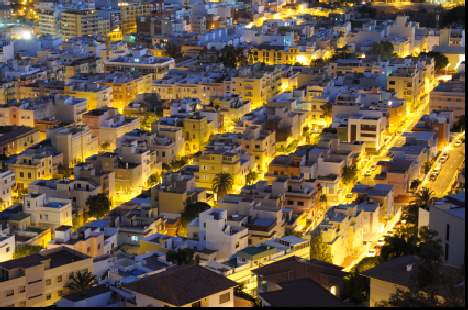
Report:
183,114,215,155
64,83,113,111
107,28,123,42
240,125,276,175
210,95,251,132
119,1,155,35
70,72,152,113
0,247,93,307
231,65,283,109
195,150,250,194
387,58,434,112
60,8,108,40
48,125,99,169
0,126,41,157
8,150,57,191
248,47,318,66
101,73,152,113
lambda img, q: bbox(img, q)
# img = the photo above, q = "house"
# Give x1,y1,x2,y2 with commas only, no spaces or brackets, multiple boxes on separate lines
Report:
23,193,73,229
56,284,125,307
187,208,249,261
362,256,419,306
0,247,93,307
0,170,15,211
259,278,344,307
123,264,238,307
418,191,465,269
252,256,345,297
0,126,41,157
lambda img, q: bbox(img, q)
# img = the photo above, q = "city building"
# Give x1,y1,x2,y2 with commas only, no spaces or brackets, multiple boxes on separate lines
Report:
0,247,93,307
122,264,237,307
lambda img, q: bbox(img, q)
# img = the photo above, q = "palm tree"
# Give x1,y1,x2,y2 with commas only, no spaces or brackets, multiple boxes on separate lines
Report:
415,187,434,210
245,171,258,185
342,164,357,185
212,172,233,201
147,172,161,187
65,271,97,295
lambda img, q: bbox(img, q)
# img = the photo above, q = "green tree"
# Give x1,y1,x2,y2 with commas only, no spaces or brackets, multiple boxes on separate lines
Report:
245,171,258,186
218,45,246,68
416,227,443,288
166,248,195,265
342,164,357,185
147,172,161,187
65,271,97,295
212,172,234,201
380,233,418,261
178,202,211,237
86,193,111,219
370,41,394,60
14,245,43,259
415,187,434,210
164,41,182,59
410,179,421,192
309,234,332,263
420,51,449,71
378,288,443,307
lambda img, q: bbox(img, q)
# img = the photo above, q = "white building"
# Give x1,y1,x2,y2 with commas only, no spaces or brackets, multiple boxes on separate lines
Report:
188,208,249,261
0,225,15,262
23,193,73,229
0,170,15,211
419,191,465,269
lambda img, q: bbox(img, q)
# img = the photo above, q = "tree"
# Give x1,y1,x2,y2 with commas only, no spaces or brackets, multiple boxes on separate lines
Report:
212,172,234,201
14,245,42,259
342,164,357,185
65,271,97,295
245,171,258,186
166,248,195,265
178,202,211,237
319,194,328,203
218,45,246,69
420,51,449,71
380,233,418,261
379,288,443,307
164,41,182,59
86,193,111,219
370,41,394,60
416,227,443,288
415,187,434,210
147,172,161,187
410,179,421,192
309,234,332,263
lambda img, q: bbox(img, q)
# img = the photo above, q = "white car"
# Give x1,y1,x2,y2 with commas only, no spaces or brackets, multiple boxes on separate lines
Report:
366,249,376,257
454,140,462,147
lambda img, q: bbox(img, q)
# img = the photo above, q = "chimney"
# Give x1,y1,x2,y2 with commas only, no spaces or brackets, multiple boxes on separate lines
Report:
406,264,412,272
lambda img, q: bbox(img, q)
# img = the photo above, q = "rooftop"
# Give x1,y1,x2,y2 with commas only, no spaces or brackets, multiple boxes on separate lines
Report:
123,265,237,306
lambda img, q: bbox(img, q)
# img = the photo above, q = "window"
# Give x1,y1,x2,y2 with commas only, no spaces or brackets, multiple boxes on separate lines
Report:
219,292,231,304
46,279,51,285
191,301,201,307
19,286,25,293
444,243,449,261
46,293,51,301
57,275,62,283
6,289,14,297
446,224,450,241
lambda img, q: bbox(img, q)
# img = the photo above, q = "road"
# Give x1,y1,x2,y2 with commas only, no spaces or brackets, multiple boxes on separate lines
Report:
422,132,465,197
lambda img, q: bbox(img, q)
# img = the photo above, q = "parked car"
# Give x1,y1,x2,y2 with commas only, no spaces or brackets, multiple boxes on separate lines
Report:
454,140,462,147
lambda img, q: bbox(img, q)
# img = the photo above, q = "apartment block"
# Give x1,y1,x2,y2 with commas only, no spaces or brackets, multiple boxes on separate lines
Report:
0,247,93,307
